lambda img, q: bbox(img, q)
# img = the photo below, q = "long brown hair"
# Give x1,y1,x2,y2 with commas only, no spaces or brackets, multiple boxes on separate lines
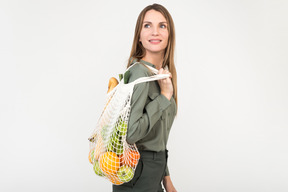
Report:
127,3,178,109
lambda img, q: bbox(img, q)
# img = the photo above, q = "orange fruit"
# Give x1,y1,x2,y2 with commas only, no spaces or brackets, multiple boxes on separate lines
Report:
99,151,120,175
120,150,140,167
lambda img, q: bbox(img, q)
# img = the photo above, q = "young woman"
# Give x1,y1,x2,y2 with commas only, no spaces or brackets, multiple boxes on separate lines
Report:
113,3,178,192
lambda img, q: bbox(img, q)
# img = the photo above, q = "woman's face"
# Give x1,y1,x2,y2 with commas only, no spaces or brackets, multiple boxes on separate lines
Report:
139,10,169,56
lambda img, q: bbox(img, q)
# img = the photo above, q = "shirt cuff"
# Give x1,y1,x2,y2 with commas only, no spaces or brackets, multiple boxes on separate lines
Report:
157,94,171,111
165,165,170,176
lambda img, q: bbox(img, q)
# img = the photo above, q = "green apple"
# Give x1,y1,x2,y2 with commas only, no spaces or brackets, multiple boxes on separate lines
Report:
107,135,123,155
89,149,95,163
117,165,134,182
93,160,104,176
107,123,125,155
116,121,127,136
114,139,123,155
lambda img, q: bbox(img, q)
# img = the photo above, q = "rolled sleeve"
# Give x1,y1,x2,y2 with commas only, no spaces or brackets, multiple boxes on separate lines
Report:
165,165,170,176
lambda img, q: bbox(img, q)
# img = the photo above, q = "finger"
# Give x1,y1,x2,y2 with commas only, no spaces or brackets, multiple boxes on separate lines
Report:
163,70,172,78
162,69,168,73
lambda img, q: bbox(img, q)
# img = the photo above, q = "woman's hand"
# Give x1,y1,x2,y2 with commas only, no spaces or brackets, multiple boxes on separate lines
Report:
158,68,173,100
163,176,177,192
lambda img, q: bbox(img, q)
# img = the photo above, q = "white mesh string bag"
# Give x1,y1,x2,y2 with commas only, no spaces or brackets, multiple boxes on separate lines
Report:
88,63,170,185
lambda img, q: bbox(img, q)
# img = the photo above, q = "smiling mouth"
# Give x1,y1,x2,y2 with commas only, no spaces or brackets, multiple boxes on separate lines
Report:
149,40,161,42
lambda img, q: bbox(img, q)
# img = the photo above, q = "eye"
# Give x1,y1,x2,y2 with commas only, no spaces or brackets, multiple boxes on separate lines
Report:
160,24,167,29
144,24,150,28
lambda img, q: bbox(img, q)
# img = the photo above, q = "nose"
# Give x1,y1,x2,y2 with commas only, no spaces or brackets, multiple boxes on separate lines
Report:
152,26,159,36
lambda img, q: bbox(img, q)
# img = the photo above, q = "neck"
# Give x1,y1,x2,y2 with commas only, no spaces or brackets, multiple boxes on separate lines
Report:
142,52,164,70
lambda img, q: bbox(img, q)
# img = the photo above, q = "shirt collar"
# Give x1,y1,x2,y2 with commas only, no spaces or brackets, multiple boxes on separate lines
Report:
139,59,156,68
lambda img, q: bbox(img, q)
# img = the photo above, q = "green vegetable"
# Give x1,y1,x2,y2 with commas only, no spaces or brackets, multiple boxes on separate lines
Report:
119,74,123,81
124,71,130,84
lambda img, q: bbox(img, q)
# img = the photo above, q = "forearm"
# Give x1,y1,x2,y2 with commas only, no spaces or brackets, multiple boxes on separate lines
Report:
163,176,177,192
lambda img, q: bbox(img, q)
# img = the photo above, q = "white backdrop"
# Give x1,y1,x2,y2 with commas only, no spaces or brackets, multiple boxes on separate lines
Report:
1,0,288,192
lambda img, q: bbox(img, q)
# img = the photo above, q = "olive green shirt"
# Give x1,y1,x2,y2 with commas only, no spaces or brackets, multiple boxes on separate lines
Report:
126,60,177,176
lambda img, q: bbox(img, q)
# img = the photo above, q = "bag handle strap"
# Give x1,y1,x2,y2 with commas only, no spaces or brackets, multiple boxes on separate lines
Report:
133,73,170,85
125,62,161,74
127,62,170,85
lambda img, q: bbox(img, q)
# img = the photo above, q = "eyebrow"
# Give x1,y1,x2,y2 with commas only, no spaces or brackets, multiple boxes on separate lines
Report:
143,21,167,24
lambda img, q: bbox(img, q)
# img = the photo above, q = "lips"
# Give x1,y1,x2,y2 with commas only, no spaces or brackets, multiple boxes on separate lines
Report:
149,39,162,44
149,39,161,42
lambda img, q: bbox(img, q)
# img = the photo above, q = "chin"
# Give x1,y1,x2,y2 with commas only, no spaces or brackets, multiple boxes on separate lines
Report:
146,48,166,54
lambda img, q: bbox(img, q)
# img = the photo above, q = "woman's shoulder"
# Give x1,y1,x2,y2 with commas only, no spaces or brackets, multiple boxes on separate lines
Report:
129,62,150,74
128,62,152,82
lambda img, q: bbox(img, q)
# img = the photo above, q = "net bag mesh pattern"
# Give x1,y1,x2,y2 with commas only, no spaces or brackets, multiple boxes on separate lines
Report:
88,63,169,185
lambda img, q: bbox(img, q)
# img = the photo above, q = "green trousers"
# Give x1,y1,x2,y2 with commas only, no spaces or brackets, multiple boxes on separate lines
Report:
112,150,168,192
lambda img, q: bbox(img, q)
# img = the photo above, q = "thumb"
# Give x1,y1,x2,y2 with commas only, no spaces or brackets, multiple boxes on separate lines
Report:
158,68,164,74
